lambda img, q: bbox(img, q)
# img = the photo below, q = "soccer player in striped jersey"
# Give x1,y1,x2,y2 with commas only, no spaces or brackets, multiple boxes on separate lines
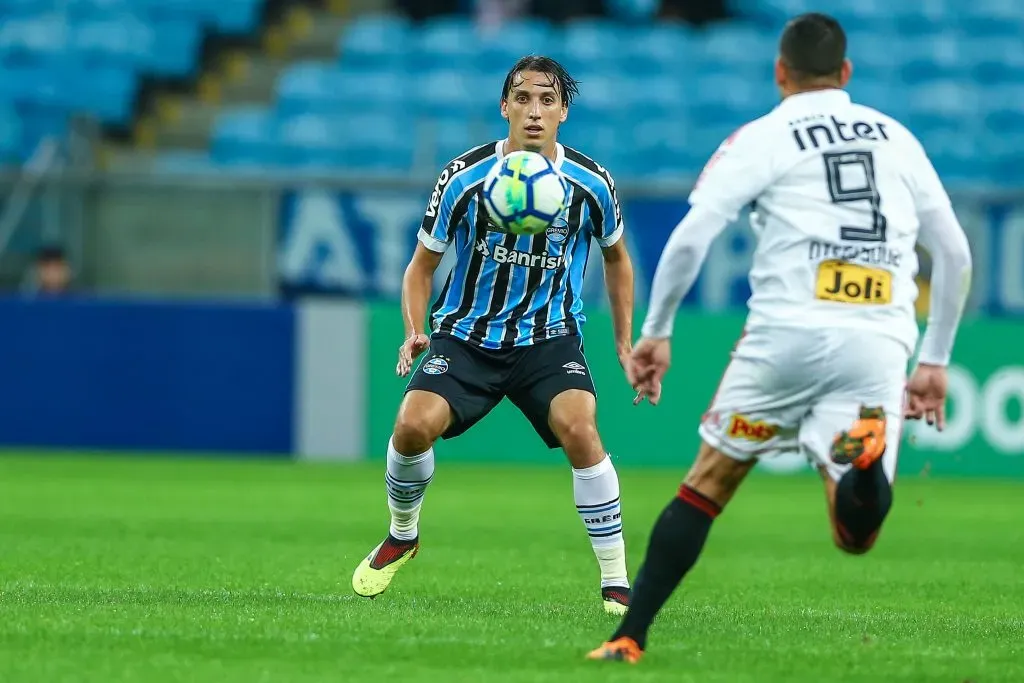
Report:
351,56,637,615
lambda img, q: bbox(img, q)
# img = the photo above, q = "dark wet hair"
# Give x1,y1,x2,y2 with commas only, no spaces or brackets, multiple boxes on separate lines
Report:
780,12,847,82
501,55,579,107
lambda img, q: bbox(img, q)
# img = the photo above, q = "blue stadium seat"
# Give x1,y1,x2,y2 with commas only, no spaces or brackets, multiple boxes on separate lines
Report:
565,71,621,126
959,0,1024,37
899,34,970,83
890,0,955,36
632,74,687,118
925,130,988,186
629,116,705,180
276,63,409,117
0,0,55,15
557,19,625,74
689,73,774,126
557,120,631,177
476,19,555,74
65,0,135,20
0,16,70,65
147,20,202,78
423,117,477,169
967,37,1024,85
619,24,697,77
819,0,895,32
130,0,263,34
278,113,351,167
277,112,415,173
845,32,899,83
337,13,410,72
692,24,777,79
727,0,813,27
211,106,281,166
334,113,416,174
415,70,490,122
410,15,480,72
73,19,155,69
71,66,137,125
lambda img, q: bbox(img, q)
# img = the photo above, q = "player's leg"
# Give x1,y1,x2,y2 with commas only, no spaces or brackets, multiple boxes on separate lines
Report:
808,403,902,554
587,442,755,662
589,328,813,662
801,333,907,555
506,338,630,614
352,338,502,598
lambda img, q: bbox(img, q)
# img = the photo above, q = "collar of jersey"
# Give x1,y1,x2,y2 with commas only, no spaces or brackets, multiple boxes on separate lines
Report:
778,88,852,111
495,138,565,170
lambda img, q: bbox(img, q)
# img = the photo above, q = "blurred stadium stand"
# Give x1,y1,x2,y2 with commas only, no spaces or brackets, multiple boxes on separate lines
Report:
0,0,1021,187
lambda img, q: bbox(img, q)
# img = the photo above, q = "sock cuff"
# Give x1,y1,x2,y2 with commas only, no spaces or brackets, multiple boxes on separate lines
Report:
676,484,722,519
572,454,613,480
388,436,433,465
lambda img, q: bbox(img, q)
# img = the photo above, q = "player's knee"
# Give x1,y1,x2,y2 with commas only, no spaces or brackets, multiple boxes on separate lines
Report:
393,396,448,454
557,418,597,447
550,414,599,460
393,414,440,454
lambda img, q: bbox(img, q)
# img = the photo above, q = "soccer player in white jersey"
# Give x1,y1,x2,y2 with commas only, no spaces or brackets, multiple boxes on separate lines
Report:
587,12,973,663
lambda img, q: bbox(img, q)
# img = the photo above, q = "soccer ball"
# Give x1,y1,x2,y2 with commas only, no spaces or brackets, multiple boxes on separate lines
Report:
481,150,570,236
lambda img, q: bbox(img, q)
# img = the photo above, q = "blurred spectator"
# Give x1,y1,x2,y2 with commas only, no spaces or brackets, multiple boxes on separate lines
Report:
527,0,606,22
393,0,463,21
475,0,529,29
30,245,73,296
659,0,730,25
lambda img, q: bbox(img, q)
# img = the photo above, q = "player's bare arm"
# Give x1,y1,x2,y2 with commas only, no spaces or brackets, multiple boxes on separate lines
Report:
600,239,635,370
629,204,732,405
397,243,443,377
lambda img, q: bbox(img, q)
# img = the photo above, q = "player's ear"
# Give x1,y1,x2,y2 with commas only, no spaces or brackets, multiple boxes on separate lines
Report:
559,104,567,124
500,98,509,120
839,58,852,87
774,57,786,89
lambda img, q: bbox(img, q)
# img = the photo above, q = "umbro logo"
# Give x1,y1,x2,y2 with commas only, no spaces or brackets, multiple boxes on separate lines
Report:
563,361,587,376
475,238,490,257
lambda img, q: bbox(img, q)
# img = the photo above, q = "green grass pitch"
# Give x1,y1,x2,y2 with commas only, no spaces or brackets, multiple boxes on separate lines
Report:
1,453,1021,682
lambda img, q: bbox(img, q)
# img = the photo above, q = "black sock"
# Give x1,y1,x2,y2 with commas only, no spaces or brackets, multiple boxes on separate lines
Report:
833,458,892,549
611,485,721,650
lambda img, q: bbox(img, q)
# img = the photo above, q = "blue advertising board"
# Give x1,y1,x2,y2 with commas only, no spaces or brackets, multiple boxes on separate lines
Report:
0,297,295,454
277,187,1024,316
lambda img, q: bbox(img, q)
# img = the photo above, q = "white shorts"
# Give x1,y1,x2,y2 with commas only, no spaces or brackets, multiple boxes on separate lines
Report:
698,325,909,483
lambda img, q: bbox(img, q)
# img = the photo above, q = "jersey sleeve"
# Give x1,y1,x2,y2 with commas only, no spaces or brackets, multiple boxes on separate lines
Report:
688,122,776,221
418,161,468,253
593,167,625,248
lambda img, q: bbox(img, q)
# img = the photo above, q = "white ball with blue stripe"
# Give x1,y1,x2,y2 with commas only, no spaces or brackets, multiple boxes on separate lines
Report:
482,150,570,237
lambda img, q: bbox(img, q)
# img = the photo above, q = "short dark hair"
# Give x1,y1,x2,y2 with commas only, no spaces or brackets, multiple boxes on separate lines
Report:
36,244,66,263
779,13,847,81
501,55,579,107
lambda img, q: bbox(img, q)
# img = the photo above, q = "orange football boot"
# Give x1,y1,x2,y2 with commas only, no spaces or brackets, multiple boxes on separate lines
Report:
586,637,643,664
831,405,887,470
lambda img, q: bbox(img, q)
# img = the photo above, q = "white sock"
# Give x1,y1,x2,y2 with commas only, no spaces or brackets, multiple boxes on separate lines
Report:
573,455,628,588
385,436,435,542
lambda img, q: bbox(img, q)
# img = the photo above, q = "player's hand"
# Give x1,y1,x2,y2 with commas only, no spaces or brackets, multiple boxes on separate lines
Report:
396,333,430,378
904,363,948,431
628,337,670,406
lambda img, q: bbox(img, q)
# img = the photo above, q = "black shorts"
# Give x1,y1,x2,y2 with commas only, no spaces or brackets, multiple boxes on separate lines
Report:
405,334,597,449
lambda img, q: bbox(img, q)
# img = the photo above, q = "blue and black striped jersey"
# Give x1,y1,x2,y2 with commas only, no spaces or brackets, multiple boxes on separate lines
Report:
418,139,624,350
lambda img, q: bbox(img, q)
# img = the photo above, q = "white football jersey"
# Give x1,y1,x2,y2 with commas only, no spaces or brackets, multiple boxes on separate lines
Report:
689,89,952,356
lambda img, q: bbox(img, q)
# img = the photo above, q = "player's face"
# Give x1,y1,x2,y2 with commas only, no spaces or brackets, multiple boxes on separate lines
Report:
501,70,568,156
